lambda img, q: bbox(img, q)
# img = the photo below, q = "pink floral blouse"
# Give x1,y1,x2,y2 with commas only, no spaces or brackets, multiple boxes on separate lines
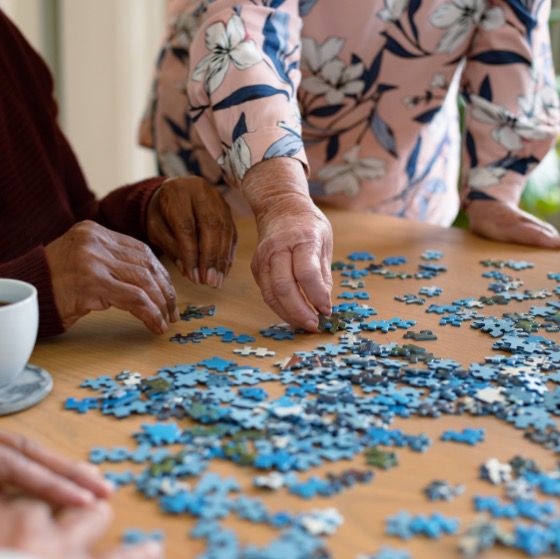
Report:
140,0,560,225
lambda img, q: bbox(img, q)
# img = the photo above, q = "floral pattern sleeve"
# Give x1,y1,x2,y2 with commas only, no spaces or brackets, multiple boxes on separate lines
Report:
186,0,307,187
458,0,560,206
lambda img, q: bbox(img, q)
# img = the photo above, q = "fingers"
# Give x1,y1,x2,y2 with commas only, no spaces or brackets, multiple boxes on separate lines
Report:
103,277,169,334
115,262,177,325
99,541,164,559
0,445,97,507
0,432,113,500
57,500,113,550
269,250,319,331
509,220,560,249
153,178,237,287
161,199,201,284
194,193,236,288
252,256,294,327
292,244,332,315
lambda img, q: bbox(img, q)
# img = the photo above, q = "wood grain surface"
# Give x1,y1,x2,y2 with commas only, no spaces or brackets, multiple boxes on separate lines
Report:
2,210,559,559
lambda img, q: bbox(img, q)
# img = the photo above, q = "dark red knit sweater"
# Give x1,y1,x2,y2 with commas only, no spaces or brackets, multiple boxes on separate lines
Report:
0,11,164,337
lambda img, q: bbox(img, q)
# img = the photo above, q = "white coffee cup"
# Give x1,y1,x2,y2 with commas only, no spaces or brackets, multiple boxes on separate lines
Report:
0,279,39,387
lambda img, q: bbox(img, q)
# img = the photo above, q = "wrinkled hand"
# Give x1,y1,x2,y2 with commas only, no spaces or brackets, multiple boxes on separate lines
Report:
243,158,333,332
45,221,178,334
467,199,560,249
0,498,163,559
147,177,237,288
0,431,112,507
252,205,333,331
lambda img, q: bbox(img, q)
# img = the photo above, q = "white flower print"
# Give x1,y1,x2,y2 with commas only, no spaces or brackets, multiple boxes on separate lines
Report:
468,166,506,188
192,13,262,94
377,0,409,22
430,73,447,89
470,94,548,151
218,136,251,181
301,37,345,73
302,59,365,104
430,0,505,53
318,146,385,197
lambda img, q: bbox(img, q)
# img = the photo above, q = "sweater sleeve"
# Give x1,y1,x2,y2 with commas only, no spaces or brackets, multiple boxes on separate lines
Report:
54,128,165,245
95,178,165,245
459,0,560,207
0,247,63,338
186,0,307,188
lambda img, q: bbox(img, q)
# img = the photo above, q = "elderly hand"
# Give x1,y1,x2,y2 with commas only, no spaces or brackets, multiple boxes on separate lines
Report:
45,221,178,334
146,177,237,288
0,431,112,507
242,158,333,332
0,498,163,559
467,199,560,249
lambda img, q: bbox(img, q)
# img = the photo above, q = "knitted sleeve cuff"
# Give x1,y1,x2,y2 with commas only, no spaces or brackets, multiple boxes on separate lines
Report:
0,246,64,338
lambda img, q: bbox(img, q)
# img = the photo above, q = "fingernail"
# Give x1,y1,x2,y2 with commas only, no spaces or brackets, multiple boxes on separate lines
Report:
159,317,168,334
175,259,185,275
103,479,115,493
305,319,318,331
207,268,218,288
192,267,200,284
217,271,224,288
172,307,180,322
142,541,163,557
78,489,95,504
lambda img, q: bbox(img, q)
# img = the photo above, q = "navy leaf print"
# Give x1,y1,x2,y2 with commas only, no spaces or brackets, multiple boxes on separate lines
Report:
164,116,189,141
406,136,422,180
382,32,421,59
309,104,345,117
377,83,398,94
413,106,441,123
263,133,304,159
263,11,293,87
362,50,384,95
370,110,398,157
171,48,189,63
478,75,493,102
232,112,248,142
501,155,539,174
407,0,422,42
326,135,340,162
505,0,537,39
351,53,363,66
465,130,478,168
213,85,289,111
268,0,287,7
299,0,319,16
469,50,531,66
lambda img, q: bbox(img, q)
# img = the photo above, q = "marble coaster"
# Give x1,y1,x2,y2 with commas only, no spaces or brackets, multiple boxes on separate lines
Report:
0,364,53,416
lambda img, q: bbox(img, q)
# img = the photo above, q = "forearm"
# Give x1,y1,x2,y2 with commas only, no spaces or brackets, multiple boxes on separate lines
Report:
0,550,43,559
241,158,314,226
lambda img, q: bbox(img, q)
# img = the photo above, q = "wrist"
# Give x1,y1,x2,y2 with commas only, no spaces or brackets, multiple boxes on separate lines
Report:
241,158,312,218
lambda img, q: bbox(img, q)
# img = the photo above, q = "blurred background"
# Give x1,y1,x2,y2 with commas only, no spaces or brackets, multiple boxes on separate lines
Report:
1,0,559,226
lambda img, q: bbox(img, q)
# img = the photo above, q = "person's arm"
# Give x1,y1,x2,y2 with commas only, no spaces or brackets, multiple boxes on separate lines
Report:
458,0,560,246
0,551,42,559
186,0,333,328
186,0,307,187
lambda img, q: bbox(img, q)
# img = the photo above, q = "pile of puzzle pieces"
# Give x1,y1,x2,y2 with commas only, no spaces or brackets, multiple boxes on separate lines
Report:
64,250,560,557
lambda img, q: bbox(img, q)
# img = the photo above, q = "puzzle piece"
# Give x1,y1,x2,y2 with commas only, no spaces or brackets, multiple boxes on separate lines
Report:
403,330,437,341
233,346,276,358
441,428,485,445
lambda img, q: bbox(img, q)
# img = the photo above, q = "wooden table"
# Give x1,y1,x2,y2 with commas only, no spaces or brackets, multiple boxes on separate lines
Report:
2,210,559,559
